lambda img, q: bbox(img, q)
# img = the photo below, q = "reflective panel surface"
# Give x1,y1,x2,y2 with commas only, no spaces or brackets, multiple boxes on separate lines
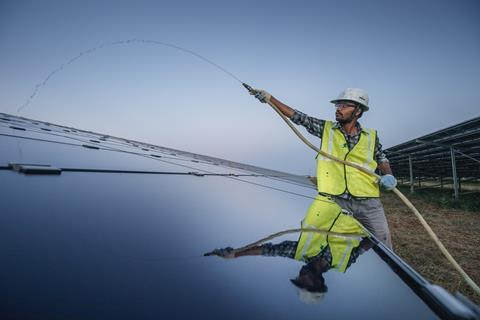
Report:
0,113,439,319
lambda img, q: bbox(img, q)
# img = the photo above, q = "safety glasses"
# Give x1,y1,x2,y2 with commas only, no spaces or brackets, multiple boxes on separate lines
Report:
335,103,357,110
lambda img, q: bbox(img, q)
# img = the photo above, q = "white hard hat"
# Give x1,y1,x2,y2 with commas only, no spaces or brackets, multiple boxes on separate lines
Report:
294,286,326,304
330,88,370,111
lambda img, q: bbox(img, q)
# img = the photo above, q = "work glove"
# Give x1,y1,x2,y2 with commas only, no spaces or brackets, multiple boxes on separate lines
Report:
204,247,237,259
379,174,397,191
250,89,272,104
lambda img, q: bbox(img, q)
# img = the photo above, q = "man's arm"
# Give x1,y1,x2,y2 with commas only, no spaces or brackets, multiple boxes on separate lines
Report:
378,161,393,175
233,246,263,258
250,89,295,118
251,89,325,138
375,134,393,175
375,134,397,190
270,95,295,118
206,241,298,259
236,241,299,259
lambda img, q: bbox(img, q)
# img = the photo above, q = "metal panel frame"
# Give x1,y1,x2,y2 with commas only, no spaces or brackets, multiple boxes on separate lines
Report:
386,117,480,200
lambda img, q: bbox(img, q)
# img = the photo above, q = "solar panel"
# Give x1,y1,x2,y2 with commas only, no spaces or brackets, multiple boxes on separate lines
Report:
385,116,480,198
1,112,476,319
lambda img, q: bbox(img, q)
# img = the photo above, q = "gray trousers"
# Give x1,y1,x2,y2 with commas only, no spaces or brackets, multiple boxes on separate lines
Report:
333,197,393,249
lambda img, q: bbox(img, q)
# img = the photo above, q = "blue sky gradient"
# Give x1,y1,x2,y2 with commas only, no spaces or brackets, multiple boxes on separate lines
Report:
1,0,479,174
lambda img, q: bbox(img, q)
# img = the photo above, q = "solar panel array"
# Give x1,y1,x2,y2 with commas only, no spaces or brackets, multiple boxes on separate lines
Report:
385,116,480,196
0,112,312,188
0,112,448,319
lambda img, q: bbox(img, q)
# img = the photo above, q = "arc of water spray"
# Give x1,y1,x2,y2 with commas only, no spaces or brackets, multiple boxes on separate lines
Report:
18,38,243,113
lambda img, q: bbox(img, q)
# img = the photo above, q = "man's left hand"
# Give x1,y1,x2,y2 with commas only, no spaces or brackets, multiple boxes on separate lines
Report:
379,174,397,191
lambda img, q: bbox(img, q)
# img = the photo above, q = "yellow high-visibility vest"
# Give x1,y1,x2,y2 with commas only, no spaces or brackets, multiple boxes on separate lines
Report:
294,195,366,272
316,121,379,197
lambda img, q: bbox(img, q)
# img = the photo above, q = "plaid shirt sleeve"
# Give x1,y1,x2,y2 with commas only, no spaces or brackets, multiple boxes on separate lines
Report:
261,241,298,259
290,110,325,139
375,134,389,164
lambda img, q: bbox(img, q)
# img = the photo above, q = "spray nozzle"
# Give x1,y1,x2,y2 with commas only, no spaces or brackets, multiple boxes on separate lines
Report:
242,83,254,93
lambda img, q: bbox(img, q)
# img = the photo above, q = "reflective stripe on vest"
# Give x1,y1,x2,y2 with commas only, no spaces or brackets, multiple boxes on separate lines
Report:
294,195,366,272
316,121,379,197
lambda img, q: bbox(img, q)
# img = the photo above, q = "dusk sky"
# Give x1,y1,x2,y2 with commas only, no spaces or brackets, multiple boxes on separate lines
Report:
1,0,479,174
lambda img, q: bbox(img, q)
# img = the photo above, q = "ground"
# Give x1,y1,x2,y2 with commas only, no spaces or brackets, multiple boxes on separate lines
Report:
382,189,480,304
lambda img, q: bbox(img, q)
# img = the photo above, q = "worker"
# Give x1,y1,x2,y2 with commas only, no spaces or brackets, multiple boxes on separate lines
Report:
250,88,397,248
206,196,374,304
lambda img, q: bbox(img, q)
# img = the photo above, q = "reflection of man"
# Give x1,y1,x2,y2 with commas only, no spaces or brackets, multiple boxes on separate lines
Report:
250,87,397,248
207,196,373,304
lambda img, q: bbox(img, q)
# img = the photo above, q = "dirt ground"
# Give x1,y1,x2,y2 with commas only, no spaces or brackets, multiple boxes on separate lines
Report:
381,191,480,304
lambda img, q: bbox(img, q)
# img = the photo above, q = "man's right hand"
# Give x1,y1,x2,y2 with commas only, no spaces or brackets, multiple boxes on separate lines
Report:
250,89,272,104
204,247,237,259
248,88,295,118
